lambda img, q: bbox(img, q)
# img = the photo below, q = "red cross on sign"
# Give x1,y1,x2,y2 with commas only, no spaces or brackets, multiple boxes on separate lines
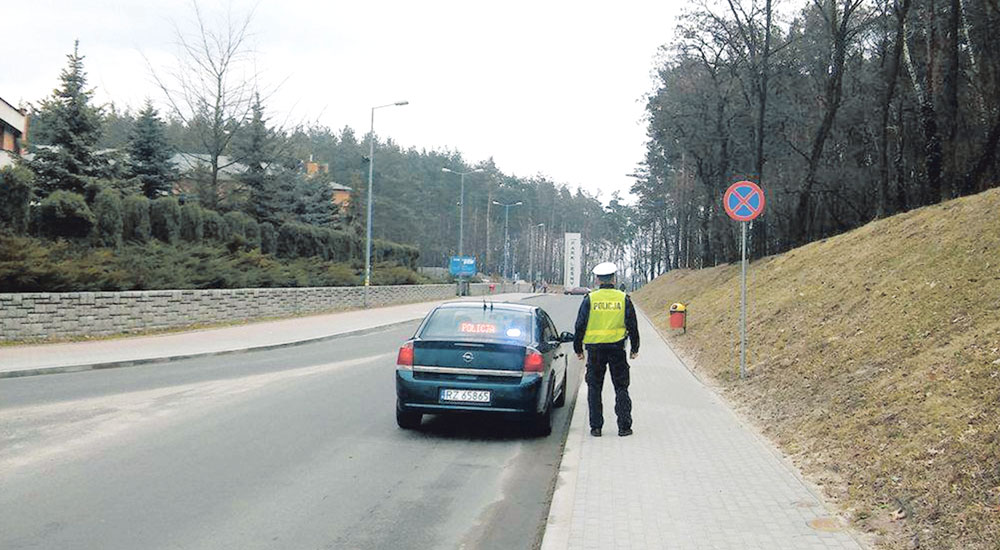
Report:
723,181,765,222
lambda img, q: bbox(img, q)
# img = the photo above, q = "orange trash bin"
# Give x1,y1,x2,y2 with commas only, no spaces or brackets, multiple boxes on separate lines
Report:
669,303,687,331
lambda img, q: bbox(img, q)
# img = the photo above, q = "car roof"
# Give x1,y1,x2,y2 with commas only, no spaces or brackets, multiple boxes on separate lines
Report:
436,301,537,313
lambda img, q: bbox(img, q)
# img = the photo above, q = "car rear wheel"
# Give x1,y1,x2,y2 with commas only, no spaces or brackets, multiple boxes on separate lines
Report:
396,401,422,430
553,370,567,408
530,389,553,436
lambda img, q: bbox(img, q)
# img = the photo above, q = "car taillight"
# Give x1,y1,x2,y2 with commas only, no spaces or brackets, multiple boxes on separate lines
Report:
523,349,544,373
397,342,414,369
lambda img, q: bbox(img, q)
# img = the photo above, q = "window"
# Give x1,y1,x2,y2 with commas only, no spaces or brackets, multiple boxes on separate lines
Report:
420,307,534,344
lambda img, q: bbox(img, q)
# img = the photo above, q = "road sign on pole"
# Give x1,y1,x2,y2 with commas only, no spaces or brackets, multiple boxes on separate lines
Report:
563,233,581,288
449,256,477,277
723,181,765,222
723,181,765,379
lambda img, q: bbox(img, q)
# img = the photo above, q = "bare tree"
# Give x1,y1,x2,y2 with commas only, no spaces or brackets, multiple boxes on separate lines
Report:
791,0,868,244
719,0,777,257
150,1,258,209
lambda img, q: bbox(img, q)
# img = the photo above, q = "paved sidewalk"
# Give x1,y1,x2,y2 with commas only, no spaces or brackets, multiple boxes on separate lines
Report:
542,309,865,550
0,292,536,377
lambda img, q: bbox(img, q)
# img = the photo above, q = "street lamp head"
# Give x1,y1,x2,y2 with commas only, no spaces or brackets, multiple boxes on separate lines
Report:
395,101,409,106
514,201,523,206
492,200,501,205
441,167,453,173
473,168,485,173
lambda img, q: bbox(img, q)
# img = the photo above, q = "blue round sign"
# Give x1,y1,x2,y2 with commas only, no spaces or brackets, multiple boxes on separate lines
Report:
723,181,765,222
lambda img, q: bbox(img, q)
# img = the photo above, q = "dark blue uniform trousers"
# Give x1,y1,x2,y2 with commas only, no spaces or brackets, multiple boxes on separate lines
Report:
585,346,632,431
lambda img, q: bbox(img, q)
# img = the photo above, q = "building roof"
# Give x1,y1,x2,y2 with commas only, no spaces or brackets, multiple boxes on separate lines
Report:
0,96,23,115
0,96,27,137
170,153,247,181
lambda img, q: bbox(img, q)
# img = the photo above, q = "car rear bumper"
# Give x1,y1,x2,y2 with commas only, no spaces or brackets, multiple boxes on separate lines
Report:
396,370,544,415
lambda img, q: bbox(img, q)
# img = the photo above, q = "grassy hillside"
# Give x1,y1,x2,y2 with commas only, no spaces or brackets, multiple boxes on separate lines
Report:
633,188,1000,549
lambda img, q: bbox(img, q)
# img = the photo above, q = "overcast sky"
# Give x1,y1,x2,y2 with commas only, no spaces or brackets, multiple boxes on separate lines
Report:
1,0,682,202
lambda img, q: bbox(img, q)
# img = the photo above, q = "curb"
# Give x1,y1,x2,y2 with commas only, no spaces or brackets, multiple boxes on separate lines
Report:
540,368,588,550
0,319,420,380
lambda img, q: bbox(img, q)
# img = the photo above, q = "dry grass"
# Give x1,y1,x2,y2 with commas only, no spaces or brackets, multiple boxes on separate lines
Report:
633,188,1000,549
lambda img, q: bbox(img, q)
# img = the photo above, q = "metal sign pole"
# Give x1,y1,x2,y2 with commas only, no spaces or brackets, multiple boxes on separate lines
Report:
723,180,763,381
740,220,747,379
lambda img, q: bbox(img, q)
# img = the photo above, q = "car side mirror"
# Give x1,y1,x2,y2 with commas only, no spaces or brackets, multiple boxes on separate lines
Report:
559,331,575,343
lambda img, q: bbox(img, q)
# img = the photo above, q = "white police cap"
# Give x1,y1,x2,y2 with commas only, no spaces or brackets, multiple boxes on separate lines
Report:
592,262,617,277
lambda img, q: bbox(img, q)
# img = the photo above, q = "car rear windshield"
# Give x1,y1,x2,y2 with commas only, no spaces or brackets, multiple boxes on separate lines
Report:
419,307,534,344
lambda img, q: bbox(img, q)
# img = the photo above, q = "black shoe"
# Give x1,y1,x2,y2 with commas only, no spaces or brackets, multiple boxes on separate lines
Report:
618,428,633,437
590,428,602,437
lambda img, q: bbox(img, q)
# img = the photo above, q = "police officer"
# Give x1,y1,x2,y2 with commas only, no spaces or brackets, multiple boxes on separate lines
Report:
573,262,640,437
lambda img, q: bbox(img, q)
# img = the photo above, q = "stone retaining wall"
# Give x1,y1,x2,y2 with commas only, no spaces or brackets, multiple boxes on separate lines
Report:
0,282,530,342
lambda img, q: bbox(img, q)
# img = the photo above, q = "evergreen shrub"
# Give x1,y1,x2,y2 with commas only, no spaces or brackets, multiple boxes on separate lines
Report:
150,197,181,243
38,191,95,238
245,219,261,249
0,165,34,234
259,222,276,255
122,194,151,243
203,209,225,242
180,203,205,242
91,188,123,248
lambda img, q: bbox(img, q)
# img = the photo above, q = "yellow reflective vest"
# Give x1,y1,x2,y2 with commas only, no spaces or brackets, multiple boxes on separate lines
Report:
583,288,627,344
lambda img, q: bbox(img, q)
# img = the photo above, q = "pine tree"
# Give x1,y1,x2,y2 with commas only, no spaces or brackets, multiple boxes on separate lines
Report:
28,40,103,197
293,176,335,226
127,100,176,198
233,94,292,224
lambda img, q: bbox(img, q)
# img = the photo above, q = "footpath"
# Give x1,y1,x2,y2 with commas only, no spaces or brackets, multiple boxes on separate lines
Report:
0,292,536,378
541,308,867,550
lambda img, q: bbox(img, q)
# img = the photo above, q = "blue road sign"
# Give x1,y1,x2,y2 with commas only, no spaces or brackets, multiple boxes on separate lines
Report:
449,256,477,277
723,181,765,222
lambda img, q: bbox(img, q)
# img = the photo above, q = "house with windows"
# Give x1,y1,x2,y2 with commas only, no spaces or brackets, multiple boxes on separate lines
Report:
0,96,28,169
304,157,352,208
169,152,248,200
329,181,352,207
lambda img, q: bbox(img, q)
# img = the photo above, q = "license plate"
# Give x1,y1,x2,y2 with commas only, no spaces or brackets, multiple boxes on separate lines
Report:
440,389,491,403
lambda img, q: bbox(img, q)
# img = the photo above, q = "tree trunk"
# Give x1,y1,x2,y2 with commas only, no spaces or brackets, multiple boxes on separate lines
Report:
714,96,731,264
894,98,909,212
963,109,1000,193
879,0,911,217
793,0,856,245
940,0,961,200
752,0,773,259
700,192,712,268
902,2,943,205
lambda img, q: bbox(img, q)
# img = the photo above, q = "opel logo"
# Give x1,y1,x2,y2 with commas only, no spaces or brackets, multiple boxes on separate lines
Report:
462,352,474,363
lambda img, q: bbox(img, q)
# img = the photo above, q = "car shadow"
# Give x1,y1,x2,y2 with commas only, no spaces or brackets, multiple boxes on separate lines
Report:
413,411,546,442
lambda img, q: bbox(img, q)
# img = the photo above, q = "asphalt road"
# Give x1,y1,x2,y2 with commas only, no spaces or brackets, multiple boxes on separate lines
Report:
0,294,583,550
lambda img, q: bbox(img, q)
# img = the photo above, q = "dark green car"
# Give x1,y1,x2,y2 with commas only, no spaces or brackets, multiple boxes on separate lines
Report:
395,301,573,436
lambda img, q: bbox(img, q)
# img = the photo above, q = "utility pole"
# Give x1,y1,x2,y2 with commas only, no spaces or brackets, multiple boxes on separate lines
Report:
528,223,534,284
363,100,408,307
441,167,484,257
493,200,522,280
485,191,492,273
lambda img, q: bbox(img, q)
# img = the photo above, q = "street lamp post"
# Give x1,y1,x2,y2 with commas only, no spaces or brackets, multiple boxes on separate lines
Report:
441,167,484,258
364,100,408,307
492,200,522,280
